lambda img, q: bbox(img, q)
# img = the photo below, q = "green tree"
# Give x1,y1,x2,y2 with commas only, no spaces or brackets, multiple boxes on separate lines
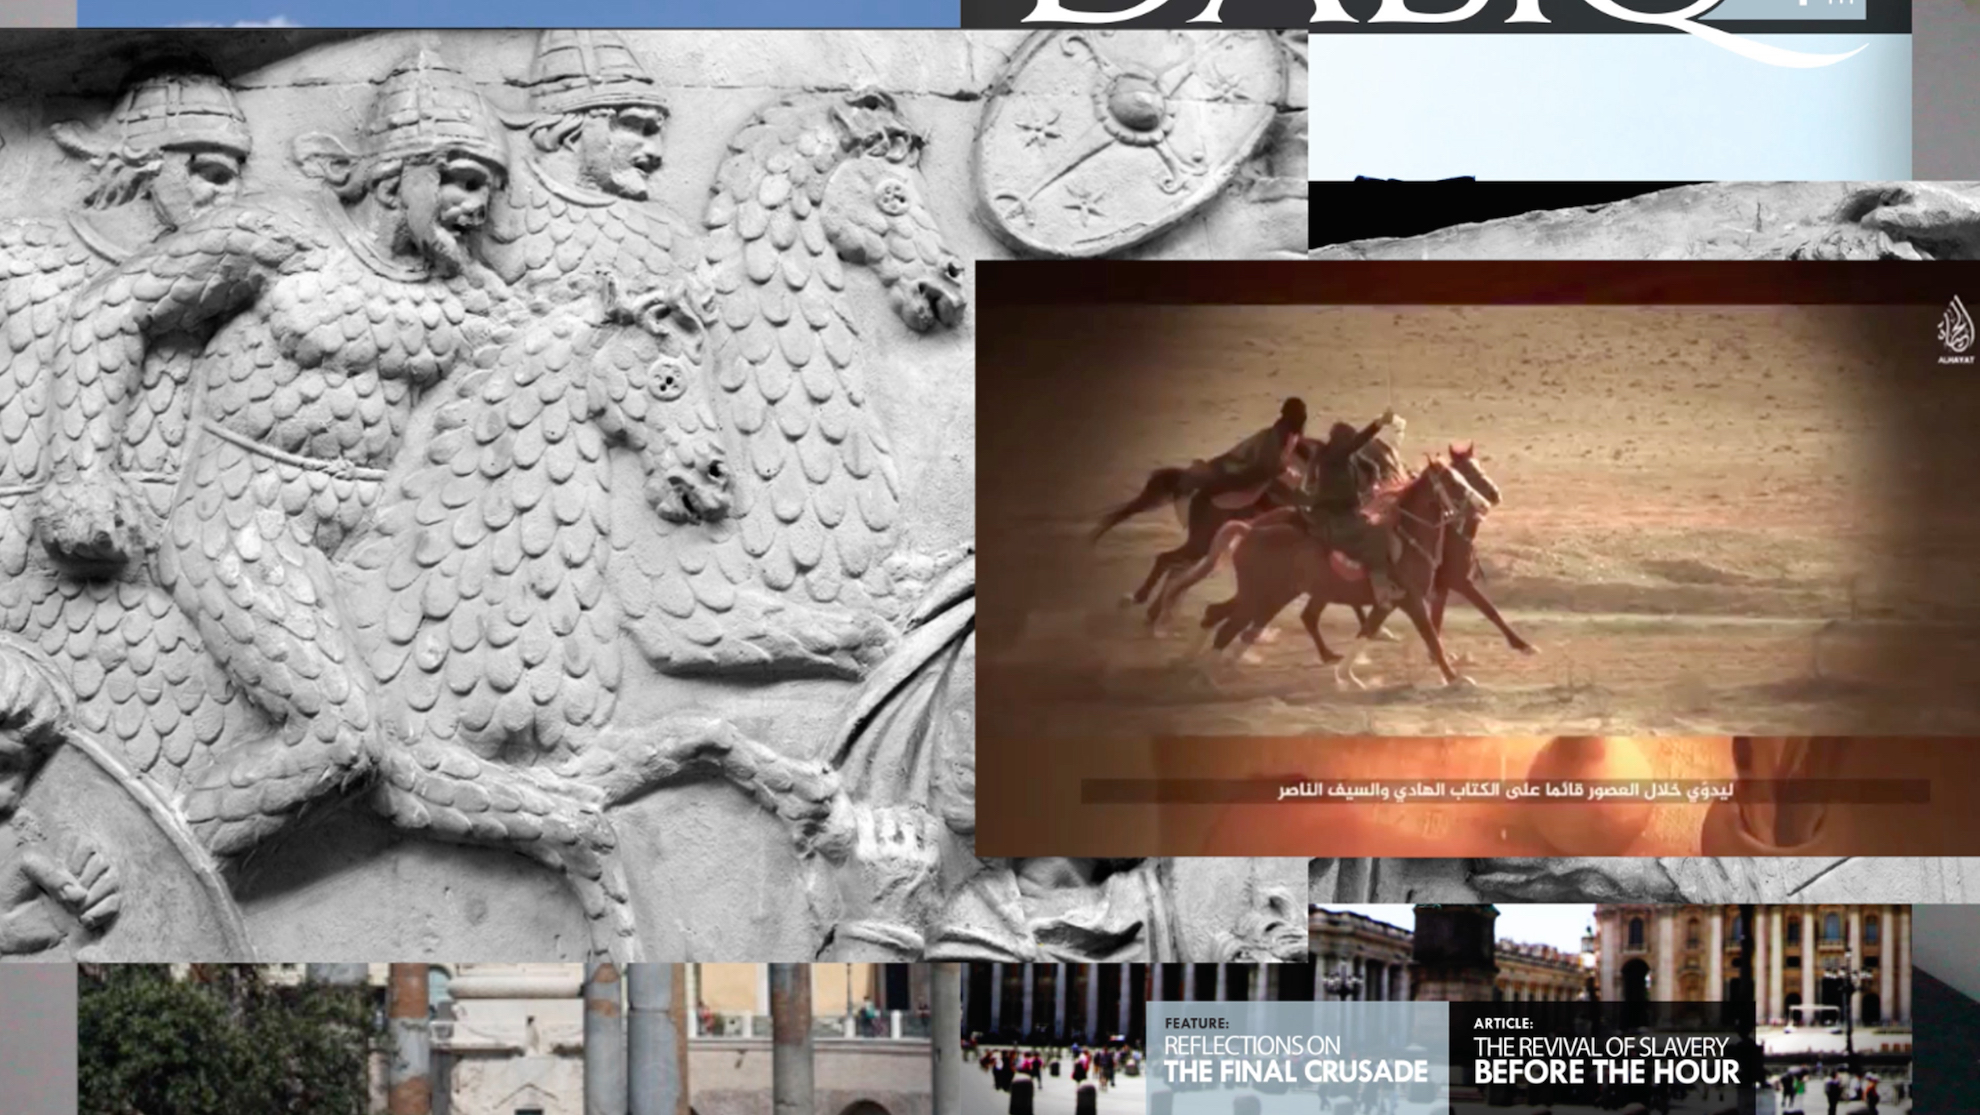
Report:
79,965,379,1115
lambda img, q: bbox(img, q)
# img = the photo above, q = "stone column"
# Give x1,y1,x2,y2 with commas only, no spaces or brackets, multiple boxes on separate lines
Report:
1899,908,1912,1024
1800,907,1815,1020
1657,909,1676,1004
1020,964,1034,1036
1054,964,1067,1039
628,965,688,1115
1399,965,1410,1003
1252,964,1267,1002
585,963,628,1115
1707,913,1724,1001
1848,908,1864,1024
1215,964,1228,1002
1599,912,1619,1002
1879,907,1894,1025
770,965,814,1115
932,964,963,1115
1770,907,1785,1025
1118,970,1131,1035
1753,911,1769,1021
388,964,431,1115
990,963,1003,1035
1312,960,1329,1001
1085,965,1101,1041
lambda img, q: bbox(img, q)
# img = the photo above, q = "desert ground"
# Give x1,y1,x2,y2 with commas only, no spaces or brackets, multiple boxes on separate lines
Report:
980,304,1980,741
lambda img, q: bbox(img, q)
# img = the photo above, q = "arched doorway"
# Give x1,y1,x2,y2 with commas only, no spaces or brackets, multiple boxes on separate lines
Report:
1862,992,1881,1025
838,1102,892,1115
1621,959,1651,1029
1622,959,1651,1004
1785,992,1802,1018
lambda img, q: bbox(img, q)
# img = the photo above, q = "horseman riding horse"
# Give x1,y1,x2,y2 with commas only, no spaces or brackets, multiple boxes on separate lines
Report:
1162,428,1535,688
1093,398,1405,627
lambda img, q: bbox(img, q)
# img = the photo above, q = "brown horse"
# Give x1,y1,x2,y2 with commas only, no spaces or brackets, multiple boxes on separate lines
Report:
1185,458,1491,687
1109,436,1402,625
1356,442,1535,656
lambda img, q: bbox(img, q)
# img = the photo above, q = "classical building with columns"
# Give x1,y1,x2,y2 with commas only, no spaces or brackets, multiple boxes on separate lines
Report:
1307,908,1588,1004
1496,941,1590,1003
1593,906,1911,1028
961,963,1316,1045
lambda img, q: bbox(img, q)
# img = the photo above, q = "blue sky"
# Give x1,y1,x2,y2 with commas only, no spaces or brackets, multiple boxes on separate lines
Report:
83,0,950,28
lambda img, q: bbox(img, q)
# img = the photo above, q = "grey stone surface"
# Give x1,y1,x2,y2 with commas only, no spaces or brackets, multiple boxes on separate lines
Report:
0,29,1304,964
1309,181,1980,261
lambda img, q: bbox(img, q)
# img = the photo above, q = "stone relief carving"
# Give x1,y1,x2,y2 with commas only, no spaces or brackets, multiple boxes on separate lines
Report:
976,30,1287,259
1308,180,1980,261
0,29,1299,962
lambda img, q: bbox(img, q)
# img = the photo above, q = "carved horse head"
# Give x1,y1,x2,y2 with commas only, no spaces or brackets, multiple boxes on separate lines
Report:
588,272,731,525
720,88,968,334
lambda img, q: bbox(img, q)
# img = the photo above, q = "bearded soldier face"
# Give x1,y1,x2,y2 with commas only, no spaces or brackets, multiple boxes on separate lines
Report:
149,147,244,230
577,105,666,200
395,153,500,276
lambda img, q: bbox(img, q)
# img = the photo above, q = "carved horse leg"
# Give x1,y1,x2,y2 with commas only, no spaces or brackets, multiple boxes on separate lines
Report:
562,716,847,853
370,743,644,964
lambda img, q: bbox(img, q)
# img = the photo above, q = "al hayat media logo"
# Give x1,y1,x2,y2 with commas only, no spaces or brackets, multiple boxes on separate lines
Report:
1001,0,1879,66
1941,296,1976,366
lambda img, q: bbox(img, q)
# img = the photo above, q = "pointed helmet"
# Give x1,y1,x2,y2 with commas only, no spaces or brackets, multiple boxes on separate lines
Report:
112,67,253,159
362,46,507,172
524,29,666,116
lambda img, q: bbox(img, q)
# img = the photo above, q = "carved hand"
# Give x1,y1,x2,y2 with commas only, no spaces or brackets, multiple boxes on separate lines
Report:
35,470,158,575
0,847,78,955
0,856,65,955
822,802,942,956
52,838,121,931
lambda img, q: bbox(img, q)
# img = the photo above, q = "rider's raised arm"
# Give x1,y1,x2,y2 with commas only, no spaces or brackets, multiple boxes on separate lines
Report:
1341,416,1388,459
45,203,318,478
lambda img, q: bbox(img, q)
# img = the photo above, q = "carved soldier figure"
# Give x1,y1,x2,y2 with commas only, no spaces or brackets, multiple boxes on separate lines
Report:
491,32,906,677
0,64,249,954
488,29,694,297
34,47,511,856
1,62,254,625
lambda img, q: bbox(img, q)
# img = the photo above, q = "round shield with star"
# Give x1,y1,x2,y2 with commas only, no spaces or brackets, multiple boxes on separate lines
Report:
974,30,1285,259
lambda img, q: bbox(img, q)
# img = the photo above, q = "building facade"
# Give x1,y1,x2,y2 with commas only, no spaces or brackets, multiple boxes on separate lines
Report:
961,963,1319,1045
1308,908,1416,1002
1307,908,1587,1004
1495,941,1590,1003
1593,906,1911,1027
251,964,930,1115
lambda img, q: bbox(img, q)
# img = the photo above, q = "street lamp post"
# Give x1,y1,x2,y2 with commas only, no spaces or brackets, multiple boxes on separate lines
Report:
1822,949,1874,1077
1320,963,1364,1001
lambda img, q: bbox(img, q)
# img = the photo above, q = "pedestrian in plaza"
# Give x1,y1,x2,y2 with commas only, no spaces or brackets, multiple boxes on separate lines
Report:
1825,1074,1842,1115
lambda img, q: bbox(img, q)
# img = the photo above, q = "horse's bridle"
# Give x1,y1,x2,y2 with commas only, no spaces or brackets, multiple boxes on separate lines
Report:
1393,463,1490,569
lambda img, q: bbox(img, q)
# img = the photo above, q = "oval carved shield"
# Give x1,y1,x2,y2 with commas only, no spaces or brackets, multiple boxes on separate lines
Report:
975,30,1285,259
